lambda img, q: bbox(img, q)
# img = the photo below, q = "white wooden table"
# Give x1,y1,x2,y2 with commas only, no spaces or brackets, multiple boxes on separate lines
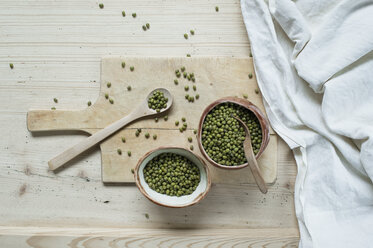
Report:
0,0,299,247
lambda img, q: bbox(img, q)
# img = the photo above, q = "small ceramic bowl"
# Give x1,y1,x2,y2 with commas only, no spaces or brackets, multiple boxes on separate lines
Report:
134,147,211,208
197,97,270,170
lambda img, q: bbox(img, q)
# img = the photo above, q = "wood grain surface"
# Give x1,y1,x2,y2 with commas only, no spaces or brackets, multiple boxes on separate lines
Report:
0,0,299,246
27,57,278,184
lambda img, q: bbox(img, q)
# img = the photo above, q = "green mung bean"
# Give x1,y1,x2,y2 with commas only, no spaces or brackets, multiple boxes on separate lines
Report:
107,82,111,88
122,11,126,17
147,90,168,112
143,153,200,196
87,101,92,106
9,63,14,69
201,102,262,166
99,3,104,8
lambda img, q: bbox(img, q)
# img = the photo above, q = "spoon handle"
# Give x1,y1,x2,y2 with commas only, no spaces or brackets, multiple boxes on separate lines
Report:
242,141,268,194
48,111,141,171
232,115,267,194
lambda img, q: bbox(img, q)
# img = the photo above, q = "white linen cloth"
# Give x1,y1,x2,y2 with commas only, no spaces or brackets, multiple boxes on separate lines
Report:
240,0,373,247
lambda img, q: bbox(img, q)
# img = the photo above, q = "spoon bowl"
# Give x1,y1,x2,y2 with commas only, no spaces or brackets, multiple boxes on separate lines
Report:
144,88,173,115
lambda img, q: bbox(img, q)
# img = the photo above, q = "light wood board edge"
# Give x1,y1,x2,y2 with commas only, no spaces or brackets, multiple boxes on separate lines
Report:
0,226,299,248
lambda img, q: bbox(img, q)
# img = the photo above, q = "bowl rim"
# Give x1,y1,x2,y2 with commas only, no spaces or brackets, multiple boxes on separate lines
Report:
197,97,270,170
134,146,212,208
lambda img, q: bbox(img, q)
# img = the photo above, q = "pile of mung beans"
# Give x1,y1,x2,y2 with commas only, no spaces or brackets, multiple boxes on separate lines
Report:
147,90,168,112
143,153,200,196
201,102,262,166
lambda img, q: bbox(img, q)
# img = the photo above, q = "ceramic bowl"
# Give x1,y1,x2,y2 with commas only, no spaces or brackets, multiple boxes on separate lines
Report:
134,147,211,208
197,97,270,170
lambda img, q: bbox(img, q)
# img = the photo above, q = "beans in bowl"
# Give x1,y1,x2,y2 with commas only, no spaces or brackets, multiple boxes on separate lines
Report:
143,153,200,197
201,102,262,166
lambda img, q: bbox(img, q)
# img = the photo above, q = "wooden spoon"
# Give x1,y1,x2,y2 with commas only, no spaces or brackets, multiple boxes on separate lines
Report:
48,88,173,171
232,115,268,194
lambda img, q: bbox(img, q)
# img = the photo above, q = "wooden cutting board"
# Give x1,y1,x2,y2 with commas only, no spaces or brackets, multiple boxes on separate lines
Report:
27,57,277,184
